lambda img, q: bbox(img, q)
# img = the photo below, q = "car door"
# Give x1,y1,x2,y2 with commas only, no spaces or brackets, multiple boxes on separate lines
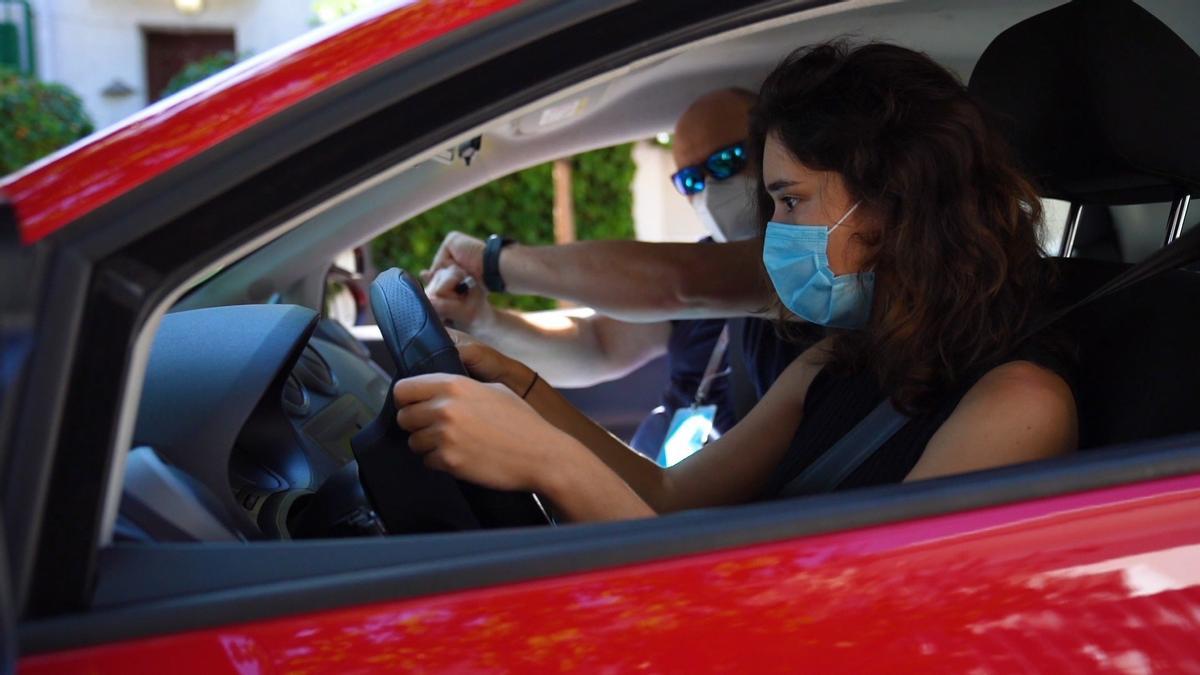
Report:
5,0,1200,672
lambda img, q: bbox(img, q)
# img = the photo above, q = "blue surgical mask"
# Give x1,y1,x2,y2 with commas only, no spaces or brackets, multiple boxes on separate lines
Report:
763,202,874,329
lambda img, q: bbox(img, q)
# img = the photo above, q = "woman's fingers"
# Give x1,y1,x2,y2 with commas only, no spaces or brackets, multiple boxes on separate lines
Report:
447,328,483,359
408,425,466,474
394,399,446,433
392,373,468,406
406,426,443,455
446,328,509,383
456,342,489,371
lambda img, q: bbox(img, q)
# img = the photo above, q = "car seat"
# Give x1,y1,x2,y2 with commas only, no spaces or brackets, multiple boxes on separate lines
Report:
968,0,1200,449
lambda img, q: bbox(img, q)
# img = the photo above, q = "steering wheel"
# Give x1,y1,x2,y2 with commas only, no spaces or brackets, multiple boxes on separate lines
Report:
350,268,550,533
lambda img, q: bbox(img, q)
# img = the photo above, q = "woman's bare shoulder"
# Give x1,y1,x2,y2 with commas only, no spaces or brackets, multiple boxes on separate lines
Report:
906,360,1077,482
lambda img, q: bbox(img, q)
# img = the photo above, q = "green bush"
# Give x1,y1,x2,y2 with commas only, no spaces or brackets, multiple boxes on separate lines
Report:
371,143,637,311
160,51,239,99
0,67,94,176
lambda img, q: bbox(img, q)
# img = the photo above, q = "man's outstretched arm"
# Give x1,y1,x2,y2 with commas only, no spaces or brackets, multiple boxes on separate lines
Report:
424,233,772,322
426,265,671,389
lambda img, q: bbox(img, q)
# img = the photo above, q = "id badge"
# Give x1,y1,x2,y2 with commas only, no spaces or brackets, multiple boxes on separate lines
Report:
658,404,717,467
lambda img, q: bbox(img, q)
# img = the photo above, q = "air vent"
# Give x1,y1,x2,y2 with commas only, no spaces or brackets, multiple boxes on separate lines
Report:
282,372,310,416
295,345,338,396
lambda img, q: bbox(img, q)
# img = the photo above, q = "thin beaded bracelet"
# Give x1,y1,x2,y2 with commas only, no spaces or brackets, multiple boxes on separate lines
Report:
521,371,540,399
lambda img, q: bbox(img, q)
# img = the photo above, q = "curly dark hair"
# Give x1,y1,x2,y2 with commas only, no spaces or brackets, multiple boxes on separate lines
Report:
751,42,1054,412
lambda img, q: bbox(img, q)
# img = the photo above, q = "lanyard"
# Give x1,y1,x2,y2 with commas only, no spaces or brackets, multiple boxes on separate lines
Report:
694,325,730,406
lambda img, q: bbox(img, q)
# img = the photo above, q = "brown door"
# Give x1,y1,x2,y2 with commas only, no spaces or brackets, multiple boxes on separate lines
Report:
143,29,235,102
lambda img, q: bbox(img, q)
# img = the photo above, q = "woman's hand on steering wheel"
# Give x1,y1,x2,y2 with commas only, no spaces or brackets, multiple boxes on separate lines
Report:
447,328,537,394
393,373,582,493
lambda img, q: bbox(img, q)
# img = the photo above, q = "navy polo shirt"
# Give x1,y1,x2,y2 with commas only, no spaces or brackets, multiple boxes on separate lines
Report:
629,316,737,456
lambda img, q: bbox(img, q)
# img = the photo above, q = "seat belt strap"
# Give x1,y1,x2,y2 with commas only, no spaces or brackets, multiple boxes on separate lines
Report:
1034,219,1200,333
780,218,1200,499
779,398,909,497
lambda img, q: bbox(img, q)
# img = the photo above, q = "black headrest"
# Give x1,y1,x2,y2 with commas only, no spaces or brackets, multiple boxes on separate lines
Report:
968,0,1200,204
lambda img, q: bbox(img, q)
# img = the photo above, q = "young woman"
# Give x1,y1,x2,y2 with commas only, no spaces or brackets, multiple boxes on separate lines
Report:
393,43,1078,522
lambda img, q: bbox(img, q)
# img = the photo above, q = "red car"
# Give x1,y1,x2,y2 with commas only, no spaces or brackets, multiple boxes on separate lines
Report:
4,0,1200,672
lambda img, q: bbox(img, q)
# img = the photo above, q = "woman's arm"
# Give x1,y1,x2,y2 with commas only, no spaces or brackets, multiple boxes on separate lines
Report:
654,343,828,510
905,360,1077,482
393,374,654,522
459,330,832,514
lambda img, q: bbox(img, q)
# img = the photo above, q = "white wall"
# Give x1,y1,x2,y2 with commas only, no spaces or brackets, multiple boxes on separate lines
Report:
631,140,707,243
31,0,313,129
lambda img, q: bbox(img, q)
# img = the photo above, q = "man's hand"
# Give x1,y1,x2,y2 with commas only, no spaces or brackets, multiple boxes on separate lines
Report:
422,231,486,282
426,264,494,331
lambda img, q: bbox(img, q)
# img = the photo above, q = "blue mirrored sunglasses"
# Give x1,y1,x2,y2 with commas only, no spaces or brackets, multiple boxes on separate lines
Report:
670,141,748,196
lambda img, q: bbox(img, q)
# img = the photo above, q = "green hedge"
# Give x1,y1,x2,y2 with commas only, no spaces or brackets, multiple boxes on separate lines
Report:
371,143,637,311
0,67,93,176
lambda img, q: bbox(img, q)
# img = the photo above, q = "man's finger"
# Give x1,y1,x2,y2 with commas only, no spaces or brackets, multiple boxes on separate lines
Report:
453,276,476,297
428,232,461,275
427,265,468,298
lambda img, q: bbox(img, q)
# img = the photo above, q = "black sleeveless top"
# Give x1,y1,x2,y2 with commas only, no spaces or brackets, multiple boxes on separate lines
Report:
761,341,1075,498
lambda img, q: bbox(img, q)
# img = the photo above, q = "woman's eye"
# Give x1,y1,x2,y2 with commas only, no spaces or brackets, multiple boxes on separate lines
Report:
781,196,799,212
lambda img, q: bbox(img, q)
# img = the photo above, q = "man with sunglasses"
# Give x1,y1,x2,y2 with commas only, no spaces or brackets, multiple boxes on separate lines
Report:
426,88,803,462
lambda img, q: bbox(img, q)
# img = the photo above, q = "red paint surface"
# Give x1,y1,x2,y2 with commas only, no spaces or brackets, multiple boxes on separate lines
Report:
0,0,521,246
24,475,1200,673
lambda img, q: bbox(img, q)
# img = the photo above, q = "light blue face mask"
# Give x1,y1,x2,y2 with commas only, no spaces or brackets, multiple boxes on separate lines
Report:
763,201,874,329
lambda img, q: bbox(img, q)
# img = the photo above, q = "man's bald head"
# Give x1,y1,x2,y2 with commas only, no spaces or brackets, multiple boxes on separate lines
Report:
672,88,756,174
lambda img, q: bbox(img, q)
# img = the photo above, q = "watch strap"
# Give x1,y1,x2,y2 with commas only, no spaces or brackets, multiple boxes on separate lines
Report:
482,234,513,292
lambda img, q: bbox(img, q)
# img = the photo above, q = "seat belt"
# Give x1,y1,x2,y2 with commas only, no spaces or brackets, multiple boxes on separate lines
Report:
1042,219,1200,327
779,399,909,496
779,221,1200,498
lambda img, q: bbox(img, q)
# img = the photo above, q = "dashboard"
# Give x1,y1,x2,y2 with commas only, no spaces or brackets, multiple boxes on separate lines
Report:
125,304,393,542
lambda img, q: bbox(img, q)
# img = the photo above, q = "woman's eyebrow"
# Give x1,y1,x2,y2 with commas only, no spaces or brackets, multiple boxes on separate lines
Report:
766,179,799,193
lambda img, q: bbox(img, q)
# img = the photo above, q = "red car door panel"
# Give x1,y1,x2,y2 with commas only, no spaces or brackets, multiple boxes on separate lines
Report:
23,474,1200,673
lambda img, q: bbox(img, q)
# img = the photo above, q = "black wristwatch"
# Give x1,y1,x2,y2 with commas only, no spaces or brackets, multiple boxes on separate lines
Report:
482,234,514,293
